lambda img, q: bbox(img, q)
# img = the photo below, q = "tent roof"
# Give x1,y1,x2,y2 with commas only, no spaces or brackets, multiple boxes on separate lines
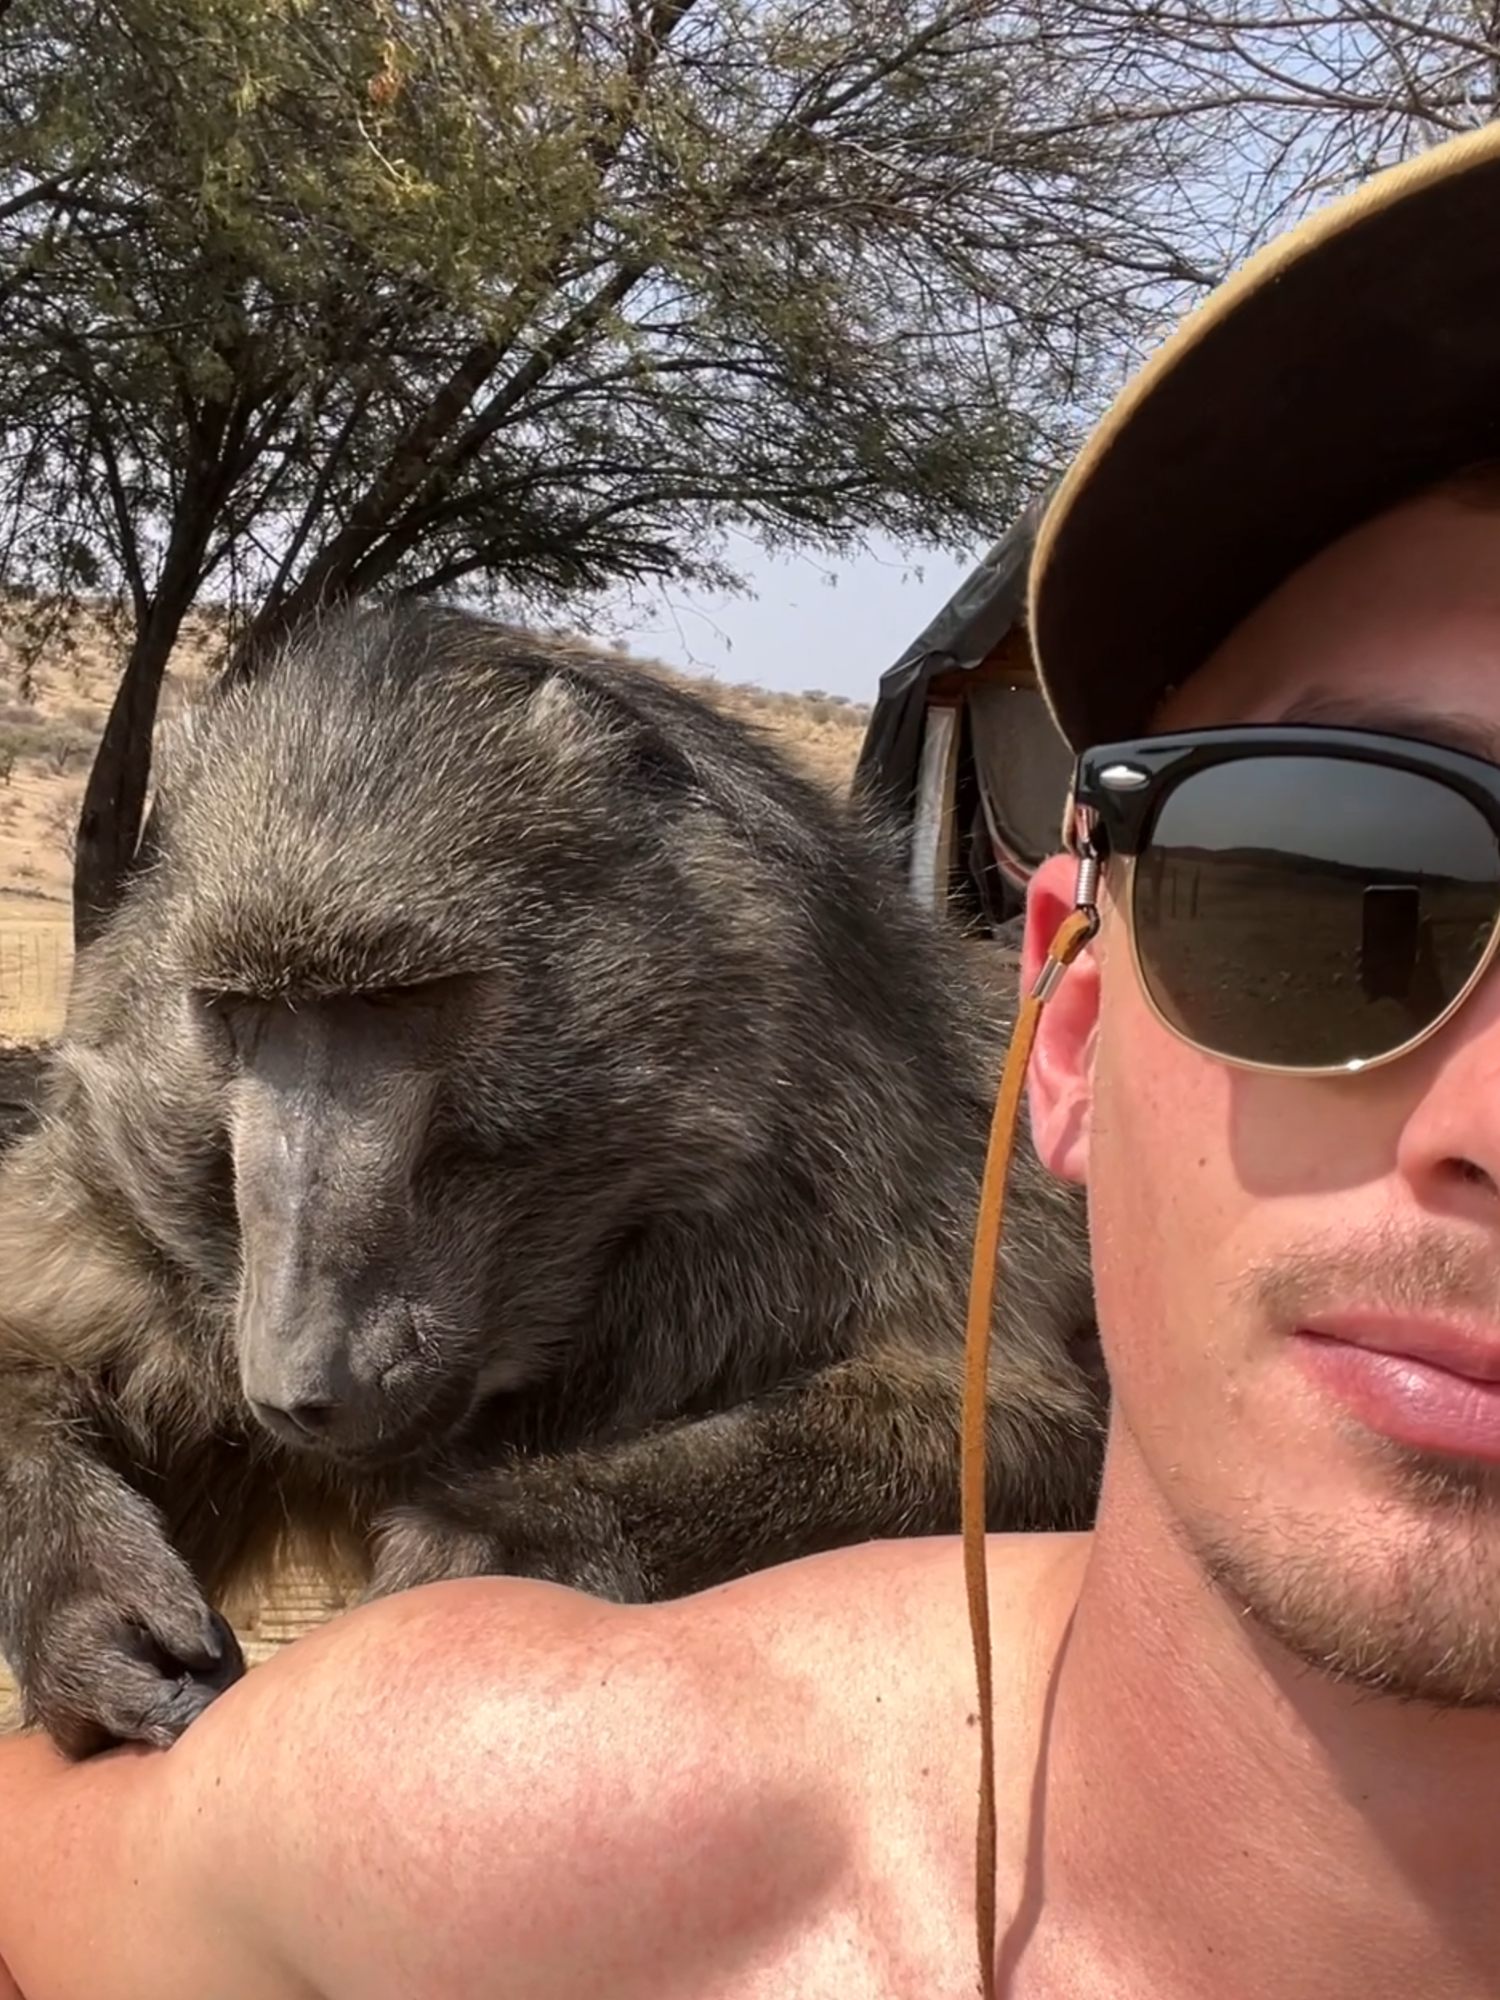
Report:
851,497,1045,818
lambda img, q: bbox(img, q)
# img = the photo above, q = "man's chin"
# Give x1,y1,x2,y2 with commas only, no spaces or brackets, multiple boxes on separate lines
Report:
1186,1489,1500,1711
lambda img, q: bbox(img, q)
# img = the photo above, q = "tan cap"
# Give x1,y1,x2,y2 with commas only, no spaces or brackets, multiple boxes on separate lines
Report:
1028,120,1500,754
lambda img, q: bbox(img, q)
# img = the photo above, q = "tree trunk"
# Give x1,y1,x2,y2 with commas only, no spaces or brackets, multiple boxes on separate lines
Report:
70,605,182,952
69,433,233,949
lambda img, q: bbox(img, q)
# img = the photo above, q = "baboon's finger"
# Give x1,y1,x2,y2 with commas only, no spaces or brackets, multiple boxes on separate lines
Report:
34,1595,246,1756
135,1599,242,1680
48,1657,228,1758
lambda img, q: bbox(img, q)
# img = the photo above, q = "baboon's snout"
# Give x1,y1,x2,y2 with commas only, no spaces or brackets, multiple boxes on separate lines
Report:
228,1025,452,1456
233,1171,443,1458
237,1274,431,1454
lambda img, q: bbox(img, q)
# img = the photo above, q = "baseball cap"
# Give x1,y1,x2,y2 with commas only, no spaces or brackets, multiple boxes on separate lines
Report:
1027,118,1500,755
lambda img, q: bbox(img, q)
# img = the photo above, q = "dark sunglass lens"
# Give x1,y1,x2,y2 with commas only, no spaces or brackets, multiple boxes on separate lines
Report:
1130,755,1500,1068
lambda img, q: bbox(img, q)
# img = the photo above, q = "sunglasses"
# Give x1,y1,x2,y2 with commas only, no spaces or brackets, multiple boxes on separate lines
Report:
1064,723,1500,1075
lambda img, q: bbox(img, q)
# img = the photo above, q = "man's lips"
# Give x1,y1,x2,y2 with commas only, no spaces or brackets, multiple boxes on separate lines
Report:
1293,1314,1500,1462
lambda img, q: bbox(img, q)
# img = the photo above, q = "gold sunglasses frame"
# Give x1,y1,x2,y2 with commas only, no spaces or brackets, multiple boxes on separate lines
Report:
1064,725,1500,1080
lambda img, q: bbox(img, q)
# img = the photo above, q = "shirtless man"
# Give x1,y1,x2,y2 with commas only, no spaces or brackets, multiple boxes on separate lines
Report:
7,116,1500,2000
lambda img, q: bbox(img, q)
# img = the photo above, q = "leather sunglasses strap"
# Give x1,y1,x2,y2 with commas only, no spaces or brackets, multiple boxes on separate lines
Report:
960,904,1099,2000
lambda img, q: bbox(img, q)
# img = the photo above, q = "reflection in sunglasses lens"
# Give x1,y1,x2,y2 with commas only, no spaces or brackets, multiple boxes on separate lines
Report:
1131,757,1500,1068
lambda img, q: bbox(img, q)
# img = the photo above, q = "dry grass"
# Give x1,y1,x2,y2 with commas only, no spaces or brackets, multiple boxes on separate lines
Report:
0,917,71,1043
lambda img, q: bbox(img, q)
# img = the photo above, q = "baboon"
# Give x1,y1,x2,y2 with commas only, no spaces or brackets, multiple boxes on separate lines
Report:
0,600,1102,1758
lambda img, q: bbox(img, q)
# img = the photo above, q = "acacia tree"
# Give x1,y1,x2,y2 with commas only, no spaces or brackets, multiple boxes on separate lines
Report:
1066,1,1500,239
0,0,1248,945
13,1,1498,946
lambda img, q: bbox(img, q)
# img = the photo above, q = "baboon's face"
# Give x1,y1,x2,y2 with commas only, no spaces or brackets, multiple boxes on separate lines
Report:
213,982,506,1465
122,605,786,1464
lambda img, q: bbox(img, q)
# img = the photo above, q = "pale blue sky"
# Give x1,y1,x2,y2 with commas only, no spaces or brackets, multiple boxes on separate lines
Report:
582,28,1458,714
610,529,980,705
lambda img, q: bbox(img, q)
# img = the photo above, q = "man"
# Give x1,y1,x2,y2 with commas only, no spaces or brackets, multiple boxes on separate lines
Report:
6,115,1500,2000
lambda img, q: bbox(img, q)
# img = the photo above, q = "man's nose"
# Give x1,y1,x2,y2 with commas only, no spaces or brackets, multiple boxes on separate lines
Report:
1395,965,1500,1218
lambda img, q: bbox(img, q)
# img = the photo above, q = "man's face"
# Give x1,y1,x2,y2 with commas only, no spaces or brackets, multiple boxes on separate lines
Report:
1033,485,1500,1706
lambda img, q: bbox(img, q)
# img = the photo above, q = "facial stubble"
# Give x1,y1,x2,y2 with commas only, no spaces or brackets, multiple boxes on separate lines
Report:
1178,1225,1500,1709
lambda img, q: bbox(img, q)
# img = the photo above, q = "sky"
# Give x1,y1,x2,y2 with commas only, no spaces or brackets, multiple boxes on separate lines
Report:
587,26,1475,715
486,20,1471,716
606,529,981,707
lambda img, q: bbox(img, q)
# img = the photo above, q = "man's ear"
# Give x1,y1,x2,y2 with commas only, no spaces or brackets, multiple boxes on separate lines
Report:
1019,853,1100,1185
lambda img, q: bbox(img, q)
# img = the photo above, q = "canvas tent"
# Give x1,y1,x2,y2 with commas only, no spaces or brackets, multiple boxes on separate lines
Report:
852,497,1075,936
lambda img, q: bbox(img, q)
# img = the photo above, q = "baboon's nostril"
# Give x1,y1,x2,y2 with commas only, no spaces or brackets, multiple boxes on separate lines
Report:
283,1399,340,1435
251,1397,342,1440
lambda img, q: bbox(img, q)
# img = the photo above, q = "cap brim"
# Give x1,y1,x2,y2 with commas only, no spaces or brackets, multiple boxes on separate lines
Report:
1028,120,1500,754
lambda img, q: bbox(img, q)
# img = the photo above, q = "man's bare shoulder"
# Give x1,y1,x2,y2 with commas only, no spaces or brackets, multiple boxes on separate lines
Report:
336,1531,1089,1995
341,1526,1087,1729
0,1533,1090,2000
385,1529,1089,1777
303,1531,1087,1996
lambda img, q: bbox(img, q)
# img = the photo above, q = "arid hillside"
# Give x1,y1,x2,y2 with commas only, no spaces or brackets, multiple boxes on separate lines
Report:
0,602,874,1041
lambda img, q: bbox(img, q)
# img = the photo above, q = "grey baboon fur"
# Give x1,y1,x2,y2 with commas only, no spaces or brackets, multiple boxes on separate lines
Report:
0,600,1102,1757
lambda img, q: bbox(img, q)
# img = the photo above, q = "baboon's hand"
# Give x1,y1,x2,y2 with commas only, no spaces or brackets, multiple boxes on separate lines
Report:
8,1555,244,1759
367,1479,650,1605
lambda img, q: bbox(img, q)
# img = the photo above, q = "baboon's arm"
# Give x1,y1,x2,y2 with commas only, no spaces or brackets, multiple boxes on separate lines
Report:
370,1340,1104,1604
0,1145,244,1755
0,1365,244,1754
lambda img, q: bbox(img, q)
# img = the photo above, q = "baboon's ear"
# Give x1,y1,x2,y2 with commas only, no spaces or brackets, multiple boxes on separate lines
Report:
1020,853,1097,1186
